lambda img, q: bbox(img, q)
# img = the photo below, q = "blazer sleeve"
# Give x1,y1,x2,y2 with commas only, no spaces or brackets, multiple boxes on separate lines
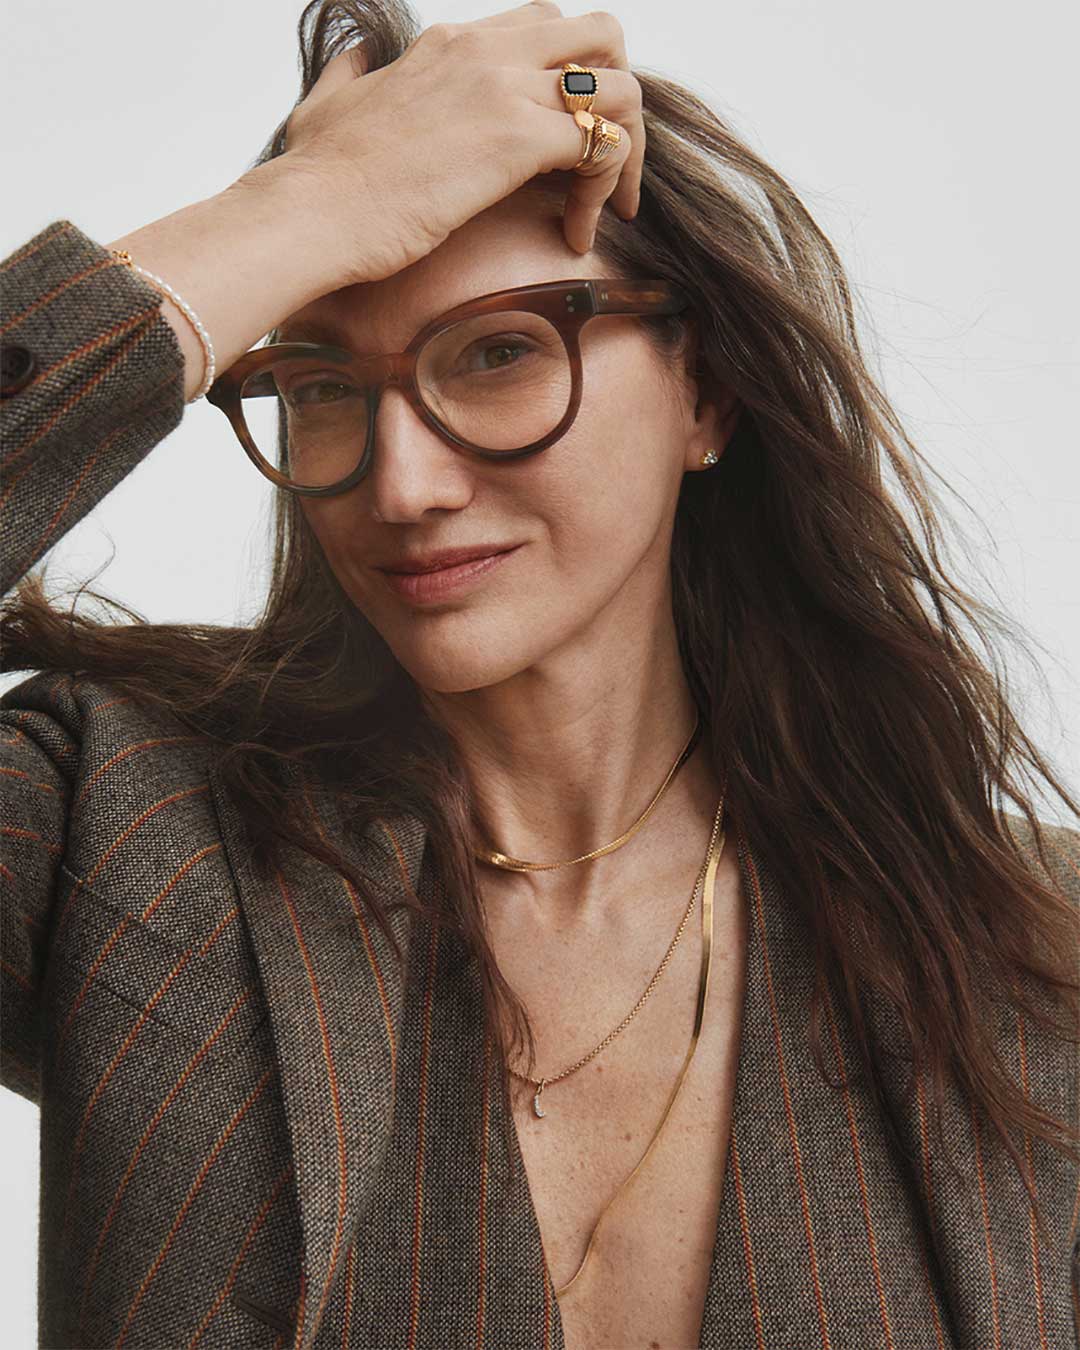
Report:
1,218,186,593
1,218,187,1106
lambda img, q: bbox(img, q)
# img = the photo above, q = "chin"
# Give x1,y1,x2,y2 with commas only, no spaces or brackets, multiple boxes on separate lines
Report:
391,638,533,696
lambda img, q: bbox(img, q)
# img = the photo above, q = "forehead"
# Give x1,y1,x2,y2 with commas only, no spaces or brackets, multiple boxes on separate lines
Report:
280,187,596,353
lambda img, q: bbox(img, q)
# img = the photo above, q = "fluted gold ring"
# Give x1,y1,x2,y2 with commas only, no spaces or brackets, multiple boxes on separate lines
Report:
561,62,621,172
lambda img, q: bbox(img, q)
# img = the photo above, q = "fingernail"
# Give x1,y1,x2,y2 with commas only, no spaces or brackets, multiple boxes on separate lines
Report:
586,223,597,251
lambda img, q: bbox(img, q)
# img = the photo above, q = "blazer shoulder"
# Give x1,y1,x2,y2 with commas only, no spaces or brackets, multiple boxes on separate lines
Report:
0,667,220,800
1001,808,1080,908
1,666,207,740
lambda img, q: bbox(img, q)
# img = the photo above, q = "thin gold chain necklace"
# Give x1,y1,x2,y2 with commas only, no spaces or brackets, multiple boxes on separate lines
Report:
513,790,722,1118
471,708,707,1116
472,710,702,872
545,793,725,1299
468,711,725,1299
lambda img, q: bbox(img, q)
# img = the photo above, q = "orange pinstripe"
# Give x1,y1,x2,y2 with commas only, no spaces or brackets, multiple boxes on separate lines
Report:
188,1162,294,1347
821,985,896,1348
10,370,179,561
4,308,162,472
76,736,204,807
271,864,350,1349
131,845,226,925
914,1070,951,1349
1,824,62,854
57,911,174,1047
303,792,401,1082
52,783,212,939
743,843,833,1348
408,910,440,1349
291,1269,308,1350
1016,1009,1051,1349
67,982,261,1333
0,255,128,337
1070,1174,1080,1248
93,694,134,713
198,902,242,954
728,1120,766,1350
0,762,57,787
917,1231,949,1350
0,220,71,272
0,958,32,989
970,1103,1003,1349
916,1071,938,1246
115,1065,276,1347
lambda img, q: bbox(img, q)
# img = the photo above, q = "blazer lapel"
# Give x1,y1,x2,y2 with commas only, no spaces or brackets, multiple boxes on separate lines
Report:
701,827,960,1347
209,761,428,1350
861,911,1079,1349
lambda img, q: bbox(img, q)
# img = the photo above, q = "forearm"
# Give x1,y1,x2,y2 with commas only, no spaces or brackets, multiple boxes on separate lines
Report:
104,159,341,403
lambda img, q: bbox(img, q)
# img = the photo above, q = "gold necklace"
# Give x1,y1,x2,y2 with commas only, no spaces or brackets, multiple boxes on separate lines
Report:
548,793,726,1299
471,710,702,872
511,791,722,1117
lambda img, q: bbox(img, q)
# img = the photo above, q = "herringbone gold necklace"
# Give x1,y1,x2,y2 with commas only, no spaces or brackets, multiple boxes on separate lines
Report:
472,710,702,872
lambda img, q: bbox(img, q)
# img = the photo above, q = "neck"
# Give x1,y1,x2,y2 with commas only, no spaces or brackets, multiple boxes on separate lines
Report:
419,609,722,929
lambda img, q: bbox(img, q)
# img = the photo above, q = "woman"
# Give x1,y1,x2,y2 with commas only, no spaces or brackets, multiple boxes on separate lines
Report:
2,1,1078,1346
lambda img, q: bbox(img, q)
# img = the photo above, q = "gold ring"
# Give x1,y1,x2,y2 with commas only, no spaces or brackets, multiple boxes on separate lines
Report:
559,62,598,113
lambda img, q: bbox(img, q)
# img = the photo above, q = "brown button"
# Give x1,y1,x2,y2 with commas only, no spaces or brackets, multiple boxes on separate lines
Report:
0,342,38,398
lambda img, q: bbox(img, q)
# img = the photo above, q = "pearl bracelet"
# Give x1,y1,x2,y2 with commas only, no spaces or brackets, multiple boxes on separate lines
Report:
110,249,216,403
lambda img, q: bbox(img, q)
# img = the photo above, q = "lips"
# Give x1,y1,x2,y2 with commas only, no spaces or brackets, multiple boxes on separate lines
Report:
378,545,518,574
378,544,522,603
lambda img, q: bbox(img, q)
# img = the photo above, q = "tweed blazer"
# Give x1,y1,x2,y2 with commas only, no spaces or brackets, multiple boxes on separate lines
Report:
2,218,1079,1350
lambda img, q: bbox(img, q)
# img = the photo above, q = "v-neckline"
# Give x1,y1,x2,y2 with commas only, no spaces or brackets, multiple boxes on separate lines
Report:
494,820,757,1350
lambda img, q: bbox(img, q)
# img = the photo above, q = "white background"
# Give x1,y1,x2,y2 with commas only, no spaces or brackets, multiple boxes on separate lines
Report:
3,1,1078,1342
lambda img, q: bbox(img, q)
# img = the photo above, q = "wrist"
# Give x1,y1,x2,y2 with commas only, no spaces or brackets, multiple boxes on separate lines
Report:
224,156,348,304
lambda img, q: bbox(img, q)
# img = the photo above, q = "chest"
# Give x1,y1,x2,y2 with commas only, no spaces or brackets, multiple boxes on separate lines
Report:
492,864,748,1349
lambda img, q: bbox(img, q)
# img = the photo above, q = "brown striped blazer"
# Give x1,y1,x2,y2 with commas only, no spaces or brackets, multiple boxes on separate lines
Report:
2,218,1079,1349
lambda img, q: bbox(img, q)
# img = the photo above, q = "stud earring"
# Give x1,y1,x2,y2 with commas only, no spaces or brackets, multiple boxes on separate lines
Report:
701,450,719,467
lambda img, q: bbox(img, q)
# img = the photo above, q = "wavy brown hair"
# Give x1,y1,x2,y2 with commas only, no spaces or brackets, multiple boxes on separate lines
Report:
4,0,1079,1245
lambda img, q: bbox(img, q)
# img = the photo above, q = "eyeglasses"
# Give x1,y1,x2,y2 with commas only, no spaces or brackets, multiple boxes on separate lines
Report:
204,278,693,497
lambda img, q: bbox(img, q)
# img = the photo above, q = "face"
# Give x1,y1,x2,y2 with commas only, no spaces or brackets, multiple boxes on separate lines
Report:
283,189,732,697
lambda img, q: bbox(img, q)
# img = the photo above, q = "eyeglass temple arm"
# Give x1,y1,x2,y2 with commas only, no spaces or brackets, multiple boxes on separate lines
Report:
593,280,692,315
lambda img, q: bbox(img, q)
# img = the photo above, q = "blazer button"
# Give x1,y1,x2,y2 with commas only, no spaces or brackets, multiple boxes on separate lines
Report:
0,342,38,398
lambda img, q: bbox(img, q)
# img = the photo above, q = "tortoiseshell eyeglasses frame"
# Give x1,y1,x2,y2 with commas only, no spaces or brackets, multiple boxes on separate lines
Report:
204,277,694,498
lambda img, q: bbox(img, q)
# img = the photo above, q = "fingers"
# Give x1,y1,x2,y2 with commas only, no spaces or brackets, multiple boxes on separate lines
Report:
558,109,634,253
521,62,638,252
529,12,643,222
448,5,643,225
488,10,644,234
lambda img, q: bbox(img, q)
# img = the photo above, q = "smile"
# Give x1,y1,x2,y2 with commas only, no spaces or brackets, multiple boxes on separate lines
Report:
379,545,522,604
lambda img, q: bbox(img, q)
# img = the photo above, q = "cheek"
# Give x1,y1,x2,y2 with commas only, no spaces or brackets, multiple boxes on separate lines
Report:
543,400,681,574
297,501,381,611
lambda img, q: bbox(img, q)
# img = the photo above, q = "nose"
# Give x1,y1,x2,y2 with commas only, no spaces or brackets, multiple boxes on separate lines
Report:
365,385,476,524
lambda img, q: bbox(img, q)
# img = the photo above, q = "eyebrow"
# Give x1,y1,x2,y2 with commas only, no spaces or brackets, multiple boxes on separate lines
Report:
275,317,356,347
274,286,528,348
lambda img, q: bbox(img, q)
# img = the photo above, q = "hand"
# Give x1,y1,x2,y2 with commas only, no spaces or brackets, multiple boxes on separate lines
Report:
260,0,644,288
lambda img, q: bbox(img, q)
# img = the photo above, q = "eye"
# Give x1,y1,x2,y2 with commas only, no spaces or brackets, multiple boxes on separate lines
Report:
458,336,537,372
284,377,361,407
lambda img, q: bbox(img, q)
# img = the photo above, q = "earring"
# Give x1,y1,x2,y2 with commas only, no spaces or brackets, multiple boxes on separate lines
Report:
701,450,719,467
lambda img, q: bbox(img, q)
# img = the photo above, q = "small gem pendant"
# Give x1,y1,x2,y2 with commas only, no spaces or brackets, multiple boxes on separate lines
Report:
533,1078,548,1119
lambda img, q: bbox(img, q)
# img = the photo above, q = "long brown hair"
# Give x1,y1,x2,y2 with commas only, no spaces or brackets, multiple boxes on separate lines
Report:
5,0,1078,1244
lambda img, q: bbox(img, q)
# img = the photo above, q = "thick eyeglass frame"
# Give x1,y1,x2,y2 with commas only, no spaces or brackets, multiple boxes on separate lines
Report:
204,277,694,498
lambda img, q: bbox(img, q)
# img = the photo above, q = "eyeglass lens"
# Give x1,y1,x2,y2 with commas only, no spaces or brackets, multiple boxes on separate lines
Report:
239,310,573,489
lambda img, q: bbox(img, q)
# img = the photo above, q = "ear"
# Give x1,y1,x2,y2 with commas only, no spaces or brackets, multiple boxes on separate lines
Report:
679,319,741,473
